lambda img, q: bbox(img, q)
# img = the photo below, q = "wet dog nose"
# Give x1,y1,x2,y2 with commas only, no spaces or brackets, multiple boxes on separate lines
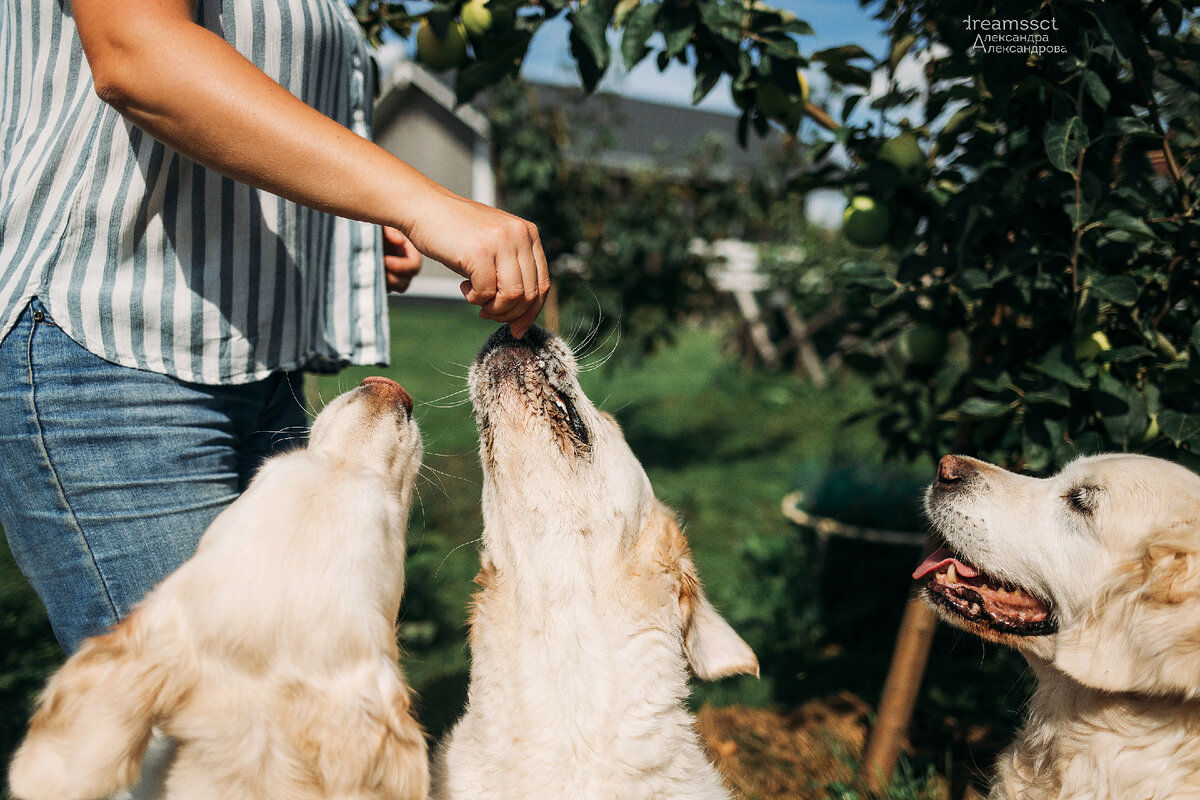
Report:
359,376,413,415
936,454,975,488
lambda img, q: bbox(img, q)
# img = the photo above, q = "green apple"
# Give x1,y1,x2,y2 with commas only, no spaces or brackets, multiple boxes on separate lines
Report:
1141,414,1160,444
416,20,469,71
462,0,511,37
898,324,949,366
878,133,925,185
1074,330,1112,361
842,195,891,248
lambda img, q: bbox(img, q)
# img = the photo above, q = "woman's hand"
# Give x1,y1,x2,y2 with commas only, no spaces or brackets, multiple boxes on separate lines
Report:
381,227,422,294
404,192,549,339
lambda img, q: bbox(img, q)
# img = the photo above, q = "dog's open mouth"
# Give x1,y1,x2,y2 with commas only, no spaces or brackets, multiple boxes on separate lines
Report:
549,388,589,445
913,548,1056,636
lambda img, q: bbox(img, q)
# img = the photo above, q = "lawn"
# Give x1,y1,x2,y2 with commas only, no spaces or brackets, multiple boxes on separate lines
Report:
1,298,1028,798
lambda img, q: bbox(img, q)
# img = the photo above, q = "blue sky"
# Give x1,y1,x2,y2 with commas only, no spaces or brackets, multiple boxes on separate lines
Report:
520,0,890,114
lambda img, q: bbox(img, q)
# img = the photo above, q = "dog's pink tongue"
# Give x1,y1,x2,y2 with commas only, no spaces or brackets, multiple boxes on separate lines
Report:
912,548,980,580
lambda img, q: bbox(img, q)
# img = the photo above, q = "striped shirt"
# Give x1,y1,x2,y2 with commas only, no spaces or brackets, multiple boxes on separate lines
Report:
0,0,388,385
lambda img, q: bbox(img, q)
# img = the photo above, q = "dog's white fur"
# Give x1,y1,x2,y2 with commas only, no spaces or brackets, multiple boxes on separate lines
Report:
9,377,428,800
923,453,1200,799
433,327,758,800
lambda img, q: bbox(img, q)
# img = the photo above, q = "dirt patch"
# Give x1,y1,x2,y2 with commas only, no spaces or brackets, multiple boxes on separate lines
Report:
697,693,872,800
697,694,986,800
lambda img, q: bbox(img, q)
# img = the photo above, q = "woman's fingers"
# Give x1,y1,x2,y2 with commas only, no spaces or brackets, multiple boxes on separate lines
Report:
405,194,551,337
381,226,422,293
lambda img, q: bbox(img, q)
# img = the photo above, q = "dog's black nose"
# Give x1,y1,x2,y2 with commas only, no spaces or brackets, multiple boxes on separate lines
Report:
935,454,975,488
477,324,551,360
359,376,413,415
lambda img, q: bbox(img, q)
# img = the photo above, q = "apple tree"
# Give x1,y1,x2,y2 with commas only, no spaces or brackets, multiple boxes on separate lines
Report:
807,0,1200,472
352,0,870,136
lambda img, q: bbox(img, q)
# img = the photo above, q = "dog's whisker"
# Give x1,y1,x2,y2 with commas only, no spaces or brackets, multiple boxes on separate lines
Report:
420,461,473,485
433,535,483,578
424,386,471,402
578,327,622,375
292,374,326,419
415,470,455,504
572,320,608,360
421,391,474,410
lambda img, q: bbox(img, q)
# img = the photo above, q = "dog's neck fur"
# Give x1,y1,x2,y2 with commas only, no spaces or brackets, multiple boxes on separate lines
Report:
437,514,730,800
992,658,1200,800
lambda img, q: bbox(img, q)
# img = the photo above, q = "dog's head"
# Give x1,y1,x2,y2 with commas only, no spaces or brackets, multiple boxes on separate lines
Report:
468,325,757,681
916,453,1200,697
305,375,423,495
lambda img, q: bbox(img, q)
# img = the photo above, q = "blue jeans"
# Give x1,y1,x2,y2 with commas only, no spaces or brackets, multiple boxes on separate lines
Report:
0,298,308,654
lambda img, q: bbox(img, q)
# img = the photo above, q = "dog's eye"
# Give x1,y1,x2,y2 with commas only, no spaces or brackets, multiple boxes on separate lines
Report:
1064,485,1100,515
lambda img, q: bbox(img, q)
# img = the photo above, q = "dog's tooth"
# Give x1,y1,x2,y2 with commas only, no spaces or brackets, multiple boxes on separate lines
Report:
946,563,958,584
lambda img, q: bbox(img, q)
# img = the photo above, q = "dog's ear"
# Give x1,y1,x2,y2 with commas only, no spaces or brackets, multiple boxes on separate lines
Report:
8,610,178,800
1054,534,1200,697
301,657,429,799
680,554,759,681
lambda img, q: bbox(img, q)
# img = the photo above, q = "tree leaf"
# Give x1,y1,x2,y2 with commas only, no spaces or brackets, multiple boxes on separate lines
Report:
620,2,658,69
1081,71,1110,109
959,397,1012,418
1159,409,1200,446
1104,210,1154,238
613,0,642,28
888,33,918,71
1092,374,1148,444
1044,117,1088,174
661,2,697,57
812,44,875,64
568,4,612,92
823,61,873,89
1030,342,1090,389
691,60,722,105
1089,273,1140,306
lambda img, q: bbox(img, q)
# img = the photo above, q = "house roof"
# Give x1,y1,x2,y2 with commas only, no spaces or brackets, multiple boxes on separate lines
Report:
373,51,788,181
375,59,491,139
527,82,785,180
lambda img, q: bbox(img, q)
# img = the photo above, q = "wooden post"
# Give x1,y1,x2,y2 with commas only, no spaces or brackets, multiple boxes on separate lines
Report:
859,594,938,793
543,283,561,335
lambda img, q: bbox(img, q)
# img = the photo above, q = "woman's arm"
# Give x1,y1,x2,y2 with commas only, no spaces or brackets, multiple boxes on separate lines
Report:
73,0,548,335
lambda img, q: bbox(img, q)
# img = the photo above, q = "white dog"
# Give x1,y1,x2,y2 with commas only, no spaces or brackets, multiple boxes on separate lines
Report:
915,452,1200,799
433,326,759,800
9,376,428,800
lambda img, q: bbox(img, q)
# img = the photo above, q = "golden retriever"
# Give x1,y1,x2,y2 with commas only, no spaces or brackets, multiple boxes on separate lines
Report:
433,326,759,800
914,453,1200,799
8,377,428,800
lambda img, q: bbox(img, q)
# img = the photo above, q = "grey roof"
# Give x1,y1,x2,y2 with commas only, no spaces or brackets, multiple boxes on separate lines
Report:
527,82,783,180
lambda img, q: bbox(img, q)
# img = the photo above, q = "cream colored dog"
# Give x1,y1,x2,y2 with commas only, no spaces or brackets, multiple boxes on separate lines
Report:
915,452,1200,799
434,326,759,800
9,377,428,800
